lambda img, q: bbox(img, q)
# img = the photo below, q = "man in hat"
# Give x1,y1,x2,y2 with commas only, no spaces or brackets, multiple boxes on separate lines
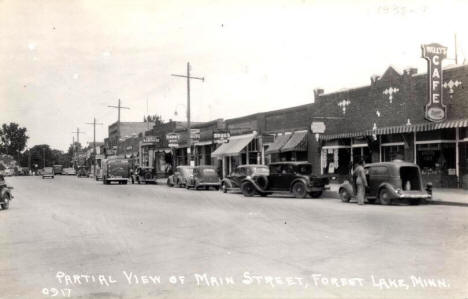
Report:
353,159,368,205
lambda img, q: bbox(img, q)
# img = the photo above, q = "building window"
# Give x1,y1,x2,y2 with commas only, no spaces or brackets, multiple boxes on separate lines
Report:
382,144,404,162
417,143,455,175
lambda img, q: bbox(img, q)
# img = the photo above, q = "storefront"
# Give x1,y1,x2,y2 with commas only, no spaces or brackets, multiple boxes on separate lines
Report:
140,135,173,178
266,130,308,162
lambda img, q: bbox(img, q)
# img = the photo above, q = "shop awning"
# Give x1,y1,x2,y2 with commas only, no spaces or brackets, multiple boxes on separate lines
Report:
281,130,308,152
265,134,291,154
211,133,256,158
194,140,213,146
320,118,468,141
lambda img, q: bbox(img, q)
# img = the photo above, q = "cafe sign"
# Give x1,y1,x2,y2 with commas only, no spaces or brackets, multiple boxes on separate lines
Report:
421,43,448,122
166,133,179,148
213,130,230,143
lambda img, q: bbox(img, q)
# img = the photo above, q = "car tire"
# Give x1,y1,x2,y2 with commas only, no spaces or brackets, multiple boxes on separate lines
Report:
409,198,420,205
292,182,307,198
339,188,351,202
379,188,392,205
221,183,227,193
241,182,256,197
1,194,10,210
309,191,323,198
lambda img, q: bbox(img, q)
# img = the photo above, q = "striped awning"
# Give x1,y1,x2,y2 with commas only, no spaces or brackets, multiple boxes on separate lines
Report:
265,134,291,154
320,118,468,141
211,133,256,158
281,130,308,152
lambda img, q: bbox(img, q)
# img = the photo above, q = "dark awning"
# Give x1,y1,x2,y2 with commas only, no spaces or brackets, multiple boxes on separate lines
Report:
320,118,468,141
265,134,291,155
281,131,308,152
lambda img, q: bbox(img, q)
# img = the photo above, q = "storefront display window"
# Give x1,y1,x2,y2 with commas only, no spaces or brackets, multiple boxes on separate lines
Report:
382,145,404,162
352,147,371,164
417,143,455,175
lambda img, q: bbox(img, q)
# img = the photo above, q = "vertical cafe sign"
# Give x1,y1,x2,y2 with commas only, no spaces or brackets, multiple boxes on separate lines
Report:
421,43,448,122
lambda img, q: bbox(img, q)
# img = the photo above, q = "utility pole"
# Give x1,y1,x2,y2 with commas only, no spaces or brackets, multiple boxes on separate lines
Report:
108,99,130,150
72,128,85,167
171,62,204,165
86,117,103,177
454,33,458,65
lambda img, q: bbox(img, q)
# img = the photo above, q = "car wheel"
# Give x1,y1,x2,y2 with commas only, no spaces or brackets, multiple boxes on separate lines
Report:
1,194,10,210
221,183,227,193
339,188,351,202
292,182,307,198
409,198,420,205
309,191,323,198
241,182,256,197
379,188,392,205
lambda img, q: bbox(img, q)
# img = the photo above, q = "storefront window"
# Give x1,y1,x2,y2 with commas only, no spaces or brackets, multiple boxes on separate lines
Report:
322,147,351,175
382,145,404,162
417,143,455,175
352,147,371,164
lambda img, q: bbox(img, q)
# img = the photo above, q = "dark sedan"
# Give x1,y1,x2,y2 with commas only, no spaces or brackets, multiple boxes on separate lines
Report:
221,164,269,193
186,165,221,190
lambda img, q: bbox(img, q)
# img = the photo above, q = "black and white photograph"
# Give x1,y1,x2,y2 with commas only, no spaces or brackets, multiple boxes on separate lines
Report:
1,0,467,298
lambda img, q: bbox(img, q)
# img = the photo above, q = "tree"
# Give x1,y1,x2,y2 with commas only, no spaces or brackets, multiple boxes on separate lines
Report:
143,115,164,126
0,122,29,156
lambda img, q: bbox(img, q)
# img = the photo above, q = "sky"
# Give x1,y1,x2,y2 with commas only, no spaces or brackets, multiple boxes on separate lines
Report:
1,0,468,151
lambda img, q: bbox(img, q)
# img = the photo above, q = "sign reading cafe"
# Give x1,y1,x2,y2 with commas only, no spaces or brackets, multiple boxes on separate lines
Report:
421,43,448,122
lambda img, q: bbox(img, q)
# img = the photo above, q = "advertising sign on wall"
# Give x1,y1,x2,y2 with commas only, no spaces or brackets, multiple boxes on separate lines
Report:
213,130,230,143
421,43,448,122
166,133,179,147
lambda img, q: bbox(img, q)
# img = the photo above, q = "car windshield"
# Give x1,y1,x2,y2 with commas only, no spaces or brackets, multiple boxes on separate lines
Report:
297,164,312,175
181,168,193,175
202,168,216,175
44,167,53,173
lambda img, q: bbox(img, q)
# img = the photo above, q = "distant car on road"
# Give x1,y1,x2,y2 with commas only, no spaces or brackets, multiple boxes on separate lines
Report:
101,158,130,185
77,166,89,178
63,167,77,175
339,160,432,205
131,167,157,184
221,164,269,193
53,165,63,175
186,165,221,190
42,167,54,179
240,162,329,198
167,166,194,188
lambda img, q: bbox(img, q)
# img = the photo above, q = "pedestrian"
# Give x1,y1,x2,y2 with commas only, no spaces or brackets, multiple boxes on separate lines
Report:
353,159,367,205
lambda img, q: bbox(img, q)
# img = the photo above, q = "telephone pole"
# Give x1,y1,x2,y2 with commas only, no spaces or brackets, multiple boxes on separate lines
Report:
72,128,85,167
171,62,204,165
108,99,130,147
86,117,103,177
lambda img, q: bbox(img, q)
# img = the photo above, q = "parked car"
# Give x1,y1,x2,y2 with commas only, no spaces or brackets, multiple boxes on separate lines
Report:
0,175,13,210
53,164,63,175
77,166,89,178
167,166,194,188
338,160,432,205
131,167,157,184
42,167,55,179
186,165,221,190
221,164,269,193
240,162,330,198
101,158,130,185
63,167,77,175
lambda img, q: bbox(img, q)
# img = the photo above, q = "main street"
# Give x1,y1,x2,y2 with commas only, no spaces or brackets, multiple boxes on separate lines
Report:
0,176,467,299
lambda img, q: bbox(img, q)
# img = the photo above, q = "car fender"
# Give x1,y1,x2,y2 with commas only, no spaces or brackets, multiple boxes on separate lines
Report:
339,180,354,195
289,178,309,192
241,177,264,192
378,182,399,198
221,178,234,189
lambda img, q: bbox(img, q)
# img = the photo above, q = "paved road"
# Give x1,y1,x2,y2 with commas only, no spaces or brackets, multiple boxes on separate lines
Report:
0,176,467,299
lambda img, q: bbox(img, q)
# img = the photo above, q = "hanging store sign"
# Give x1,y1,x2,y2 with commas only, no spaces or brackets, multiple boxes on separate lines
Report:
166,133,179,147
143,136,160,144
311,122,326,133
213,130,230,143
190,129,200,142
421,43,448,122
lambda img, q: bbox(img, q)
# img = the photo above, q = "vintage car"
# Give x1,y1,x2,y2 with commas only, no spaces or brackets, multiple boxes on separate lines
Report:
221,164,269,193
101,158,130,185
0,175,13,210
240,162,330,198
131,167,157,184
42,167,55,179
63,167,77,176
167,166,194,188
338,160,432,205
186,165,221,190
77,166,89,178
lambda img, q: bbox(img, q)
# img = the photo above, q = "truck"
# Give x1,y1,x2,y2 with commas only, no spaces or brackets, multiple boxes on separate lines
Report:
101,158,130,185
53,165,63,175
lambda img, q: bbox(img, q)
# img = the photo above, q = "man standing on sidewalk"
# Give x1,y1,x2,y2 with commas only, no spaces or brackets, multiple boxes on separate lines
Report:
354,159,368,205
